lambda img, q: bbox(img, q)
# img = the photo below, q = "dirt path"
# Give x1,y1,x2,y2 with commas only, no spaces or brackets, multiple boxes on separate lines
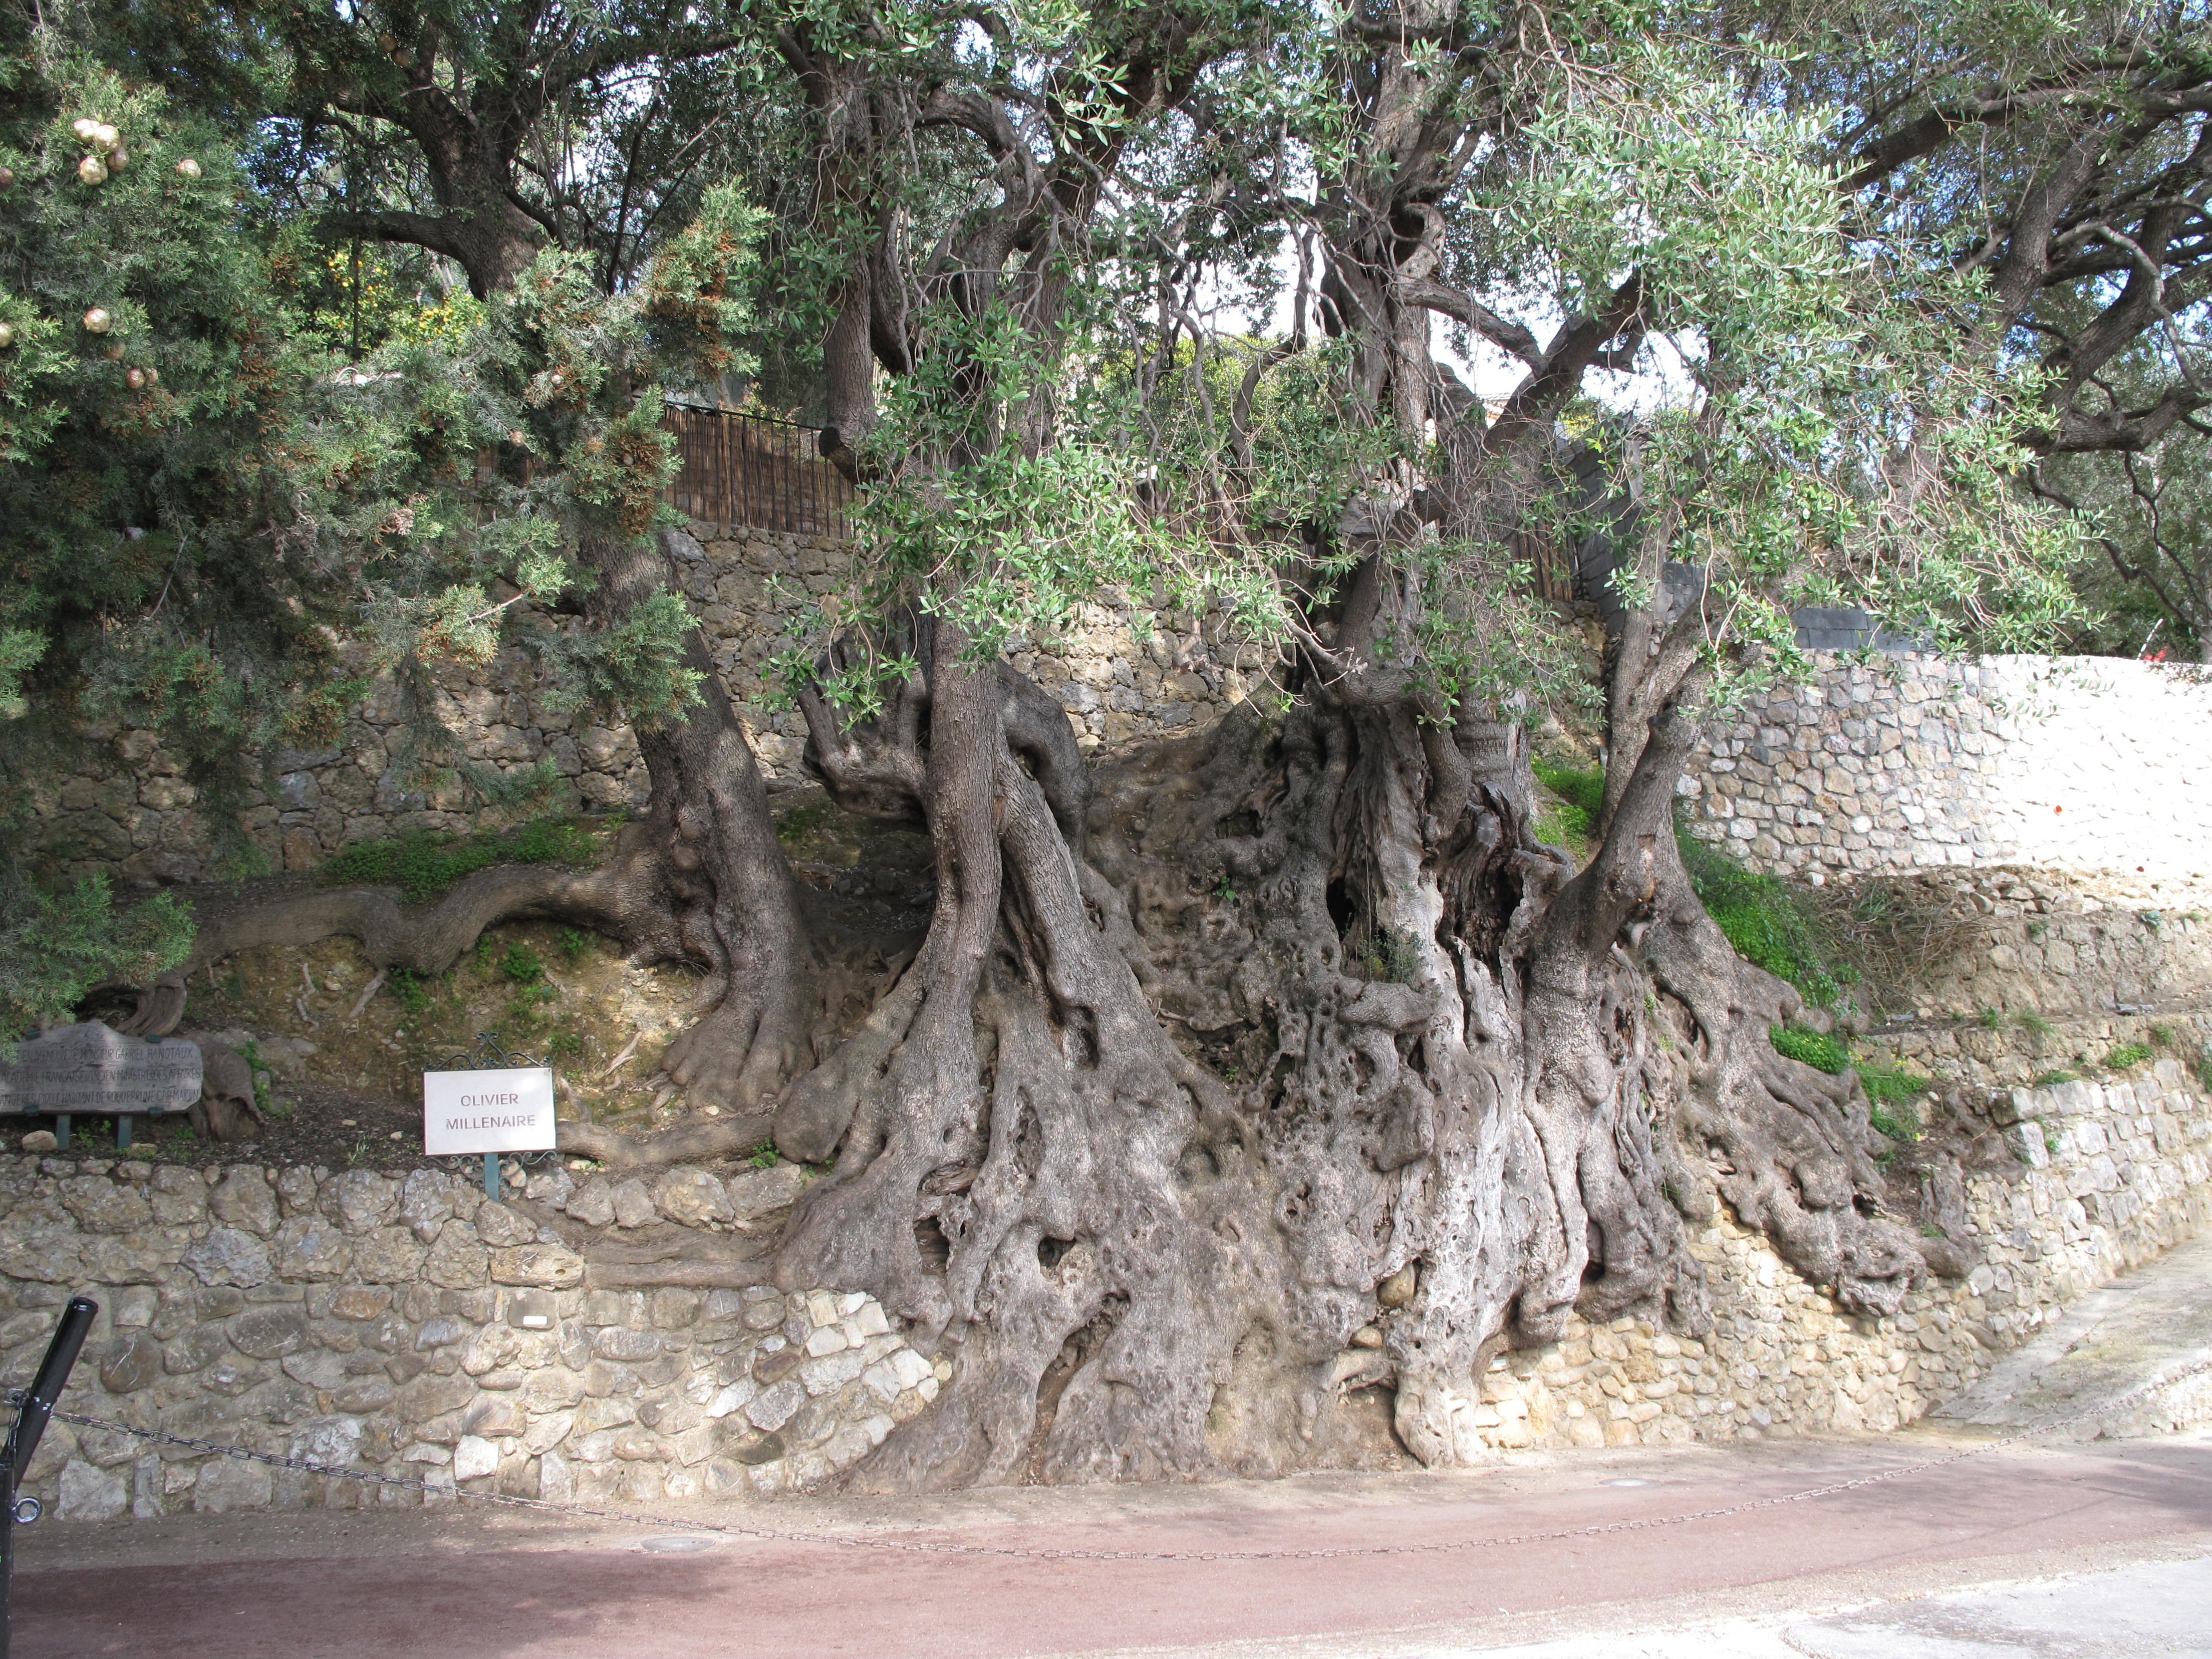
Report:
13,1429,2211,1658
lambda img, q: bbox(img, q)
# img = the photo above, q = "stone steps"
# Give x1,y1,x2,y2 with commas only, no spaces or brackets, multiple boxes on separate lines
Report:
1930,1230,2212,1440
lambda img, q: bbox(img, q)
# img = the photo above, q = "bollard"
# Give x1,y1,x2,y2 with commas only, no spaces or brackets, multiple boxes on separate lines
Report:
2,1295,98,1659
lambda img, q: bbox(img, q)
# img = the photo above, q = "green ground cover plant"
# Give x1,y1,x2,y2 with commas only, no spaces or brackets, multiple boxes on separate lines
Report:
1530,757,1604,861
1769,1025,1850,1072
1679,831,1855,1008
319,818,602,903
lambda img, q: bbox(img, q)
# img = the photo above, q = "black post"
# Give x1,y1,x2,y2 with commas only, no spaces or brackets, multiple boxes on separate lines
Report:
2,1295,98,1659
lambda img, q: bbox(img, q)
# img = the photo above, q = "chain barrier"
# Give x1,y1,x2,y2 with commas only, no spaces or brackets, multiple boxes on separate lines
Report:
10,1352,2207,1564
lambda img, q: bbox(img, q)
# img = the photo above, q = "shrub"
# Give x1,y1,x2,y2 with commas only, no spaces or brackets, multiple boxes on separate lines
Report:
0,875,193,1052
389,968,432,1018
2104,1042,2153,1070
1868,1097,1921,1142
1861,1065,1934,1109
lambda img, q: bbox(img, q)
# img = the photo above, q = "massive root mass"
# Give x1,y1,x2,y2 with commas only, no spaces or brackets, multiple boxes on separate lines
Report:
128,584,1943,1485
734,617,1943,1487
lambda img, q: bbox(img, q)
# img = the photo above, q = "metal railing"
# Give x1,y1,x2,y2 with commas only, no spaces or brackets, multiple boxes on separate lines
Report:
662,403,855,541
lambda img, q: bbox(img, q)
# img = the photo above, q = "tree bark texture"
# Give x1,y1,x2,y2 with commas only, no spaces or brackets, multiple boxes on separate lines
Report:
717,637,1945,1490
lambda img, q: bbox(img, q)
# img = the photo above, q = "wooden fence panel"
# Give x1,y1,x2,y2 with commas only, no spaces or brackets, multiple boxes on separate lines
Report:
662,403,855,540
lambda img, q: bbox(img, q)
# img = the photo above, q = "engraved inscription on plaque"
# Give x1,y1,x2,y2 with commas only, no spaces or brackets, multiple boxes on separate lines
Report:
0,1022,203,1115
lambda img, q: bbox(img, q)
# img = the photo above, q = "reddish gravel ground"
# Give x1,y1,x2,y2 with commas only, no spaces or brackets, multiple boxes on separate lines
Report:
12,1429,2212,1658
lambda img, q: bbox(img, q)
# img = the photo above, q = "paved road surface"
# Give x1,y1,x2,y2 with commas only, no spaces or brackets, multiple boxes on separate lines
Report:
13,1429,2211,1657
1465,1553,2212,1656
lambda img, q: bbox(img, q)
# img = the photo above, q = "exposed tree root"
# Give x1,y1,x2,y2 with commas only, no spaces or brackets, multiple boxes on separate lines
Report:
750,639,1942,1487
114,571,1946,1487
107,528,818,1118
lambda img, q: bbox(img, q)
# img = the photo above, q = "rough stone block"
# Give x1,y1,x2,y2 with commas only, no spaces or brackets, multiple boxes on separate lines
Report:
58,1458,129,1521
451,1436,500,1482
424,1220,490,1291
193,1458,273,1513
745,1380,805,1432
488,1244,583,1290
473,1203,537,1248
98,1332,162,1394
608,1180,657,1229
182,1228,273,1290
209,1170,280,1237
651,1169,734,1229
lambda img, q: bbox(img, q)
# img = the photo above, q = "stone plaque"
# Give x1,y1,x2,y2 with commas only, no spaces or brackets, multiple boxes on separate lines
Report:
0,1021,202,1116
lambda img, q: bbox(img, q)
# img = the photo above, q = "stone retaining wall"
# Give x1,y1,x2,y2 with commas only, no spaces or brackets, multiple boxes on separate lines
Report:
29,524,1264,883
6,1061,2206,1515
1790,864,2212,1077
1677,655,2212,885
0,1155,945,1521
1439,1058,2212,1453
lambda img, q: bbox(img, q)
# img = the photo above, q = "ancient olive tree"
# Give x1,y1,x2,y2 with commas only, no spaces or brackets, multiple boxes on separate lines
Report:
46,0,2109,1488
586,1,2078,1488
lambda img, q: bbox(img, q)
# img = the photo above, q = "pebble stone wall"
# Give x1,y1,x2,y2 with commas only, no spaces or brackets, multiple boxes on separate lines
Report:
27,524,1262,882
1428,1058,2211,1455
1677,655,2212,886
0,1156,948,1522
4,1059,2205,1516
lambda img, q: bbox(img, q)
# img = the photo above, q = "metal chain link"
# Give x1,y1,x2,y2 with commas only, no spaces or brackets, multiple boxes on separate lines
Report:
12,1351,2207,1563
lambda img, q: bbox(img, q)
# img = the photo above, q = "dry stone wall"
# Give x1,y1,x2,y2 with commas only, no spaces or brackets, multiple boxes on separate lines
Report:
1405,1058,2212,1455
5,1057,2206,1517
28,524,1264,882
1677,655,2212,885
0,1154,947,1522
1836,867,2212,1086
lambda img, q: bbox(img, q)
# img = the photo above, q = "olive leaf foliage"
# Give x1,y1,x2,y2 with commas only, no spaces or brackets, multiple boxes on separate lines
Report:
1418,39,2081,703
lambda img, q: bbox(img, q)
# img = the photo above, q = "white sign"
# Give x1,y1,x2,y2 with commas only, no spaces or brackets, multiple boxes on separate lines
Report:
423,1066,558,1156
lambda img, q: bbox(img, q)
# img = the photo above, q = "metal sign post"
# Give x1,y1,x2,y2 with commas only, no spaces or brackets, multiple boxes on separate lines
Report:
2,1295,97,1659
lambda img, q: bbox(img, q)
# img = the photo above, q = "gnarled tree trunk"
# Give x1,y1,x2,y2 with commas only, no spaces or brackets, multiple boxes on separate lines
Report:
714,597,1937,1490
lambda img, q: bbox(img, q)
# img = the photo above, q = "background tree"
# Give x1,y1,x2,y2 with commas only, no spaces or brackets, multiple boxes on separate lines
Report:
2037,353,2212,661
0,22,329,1030
1783,0,2212,658
35,0,825,1112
